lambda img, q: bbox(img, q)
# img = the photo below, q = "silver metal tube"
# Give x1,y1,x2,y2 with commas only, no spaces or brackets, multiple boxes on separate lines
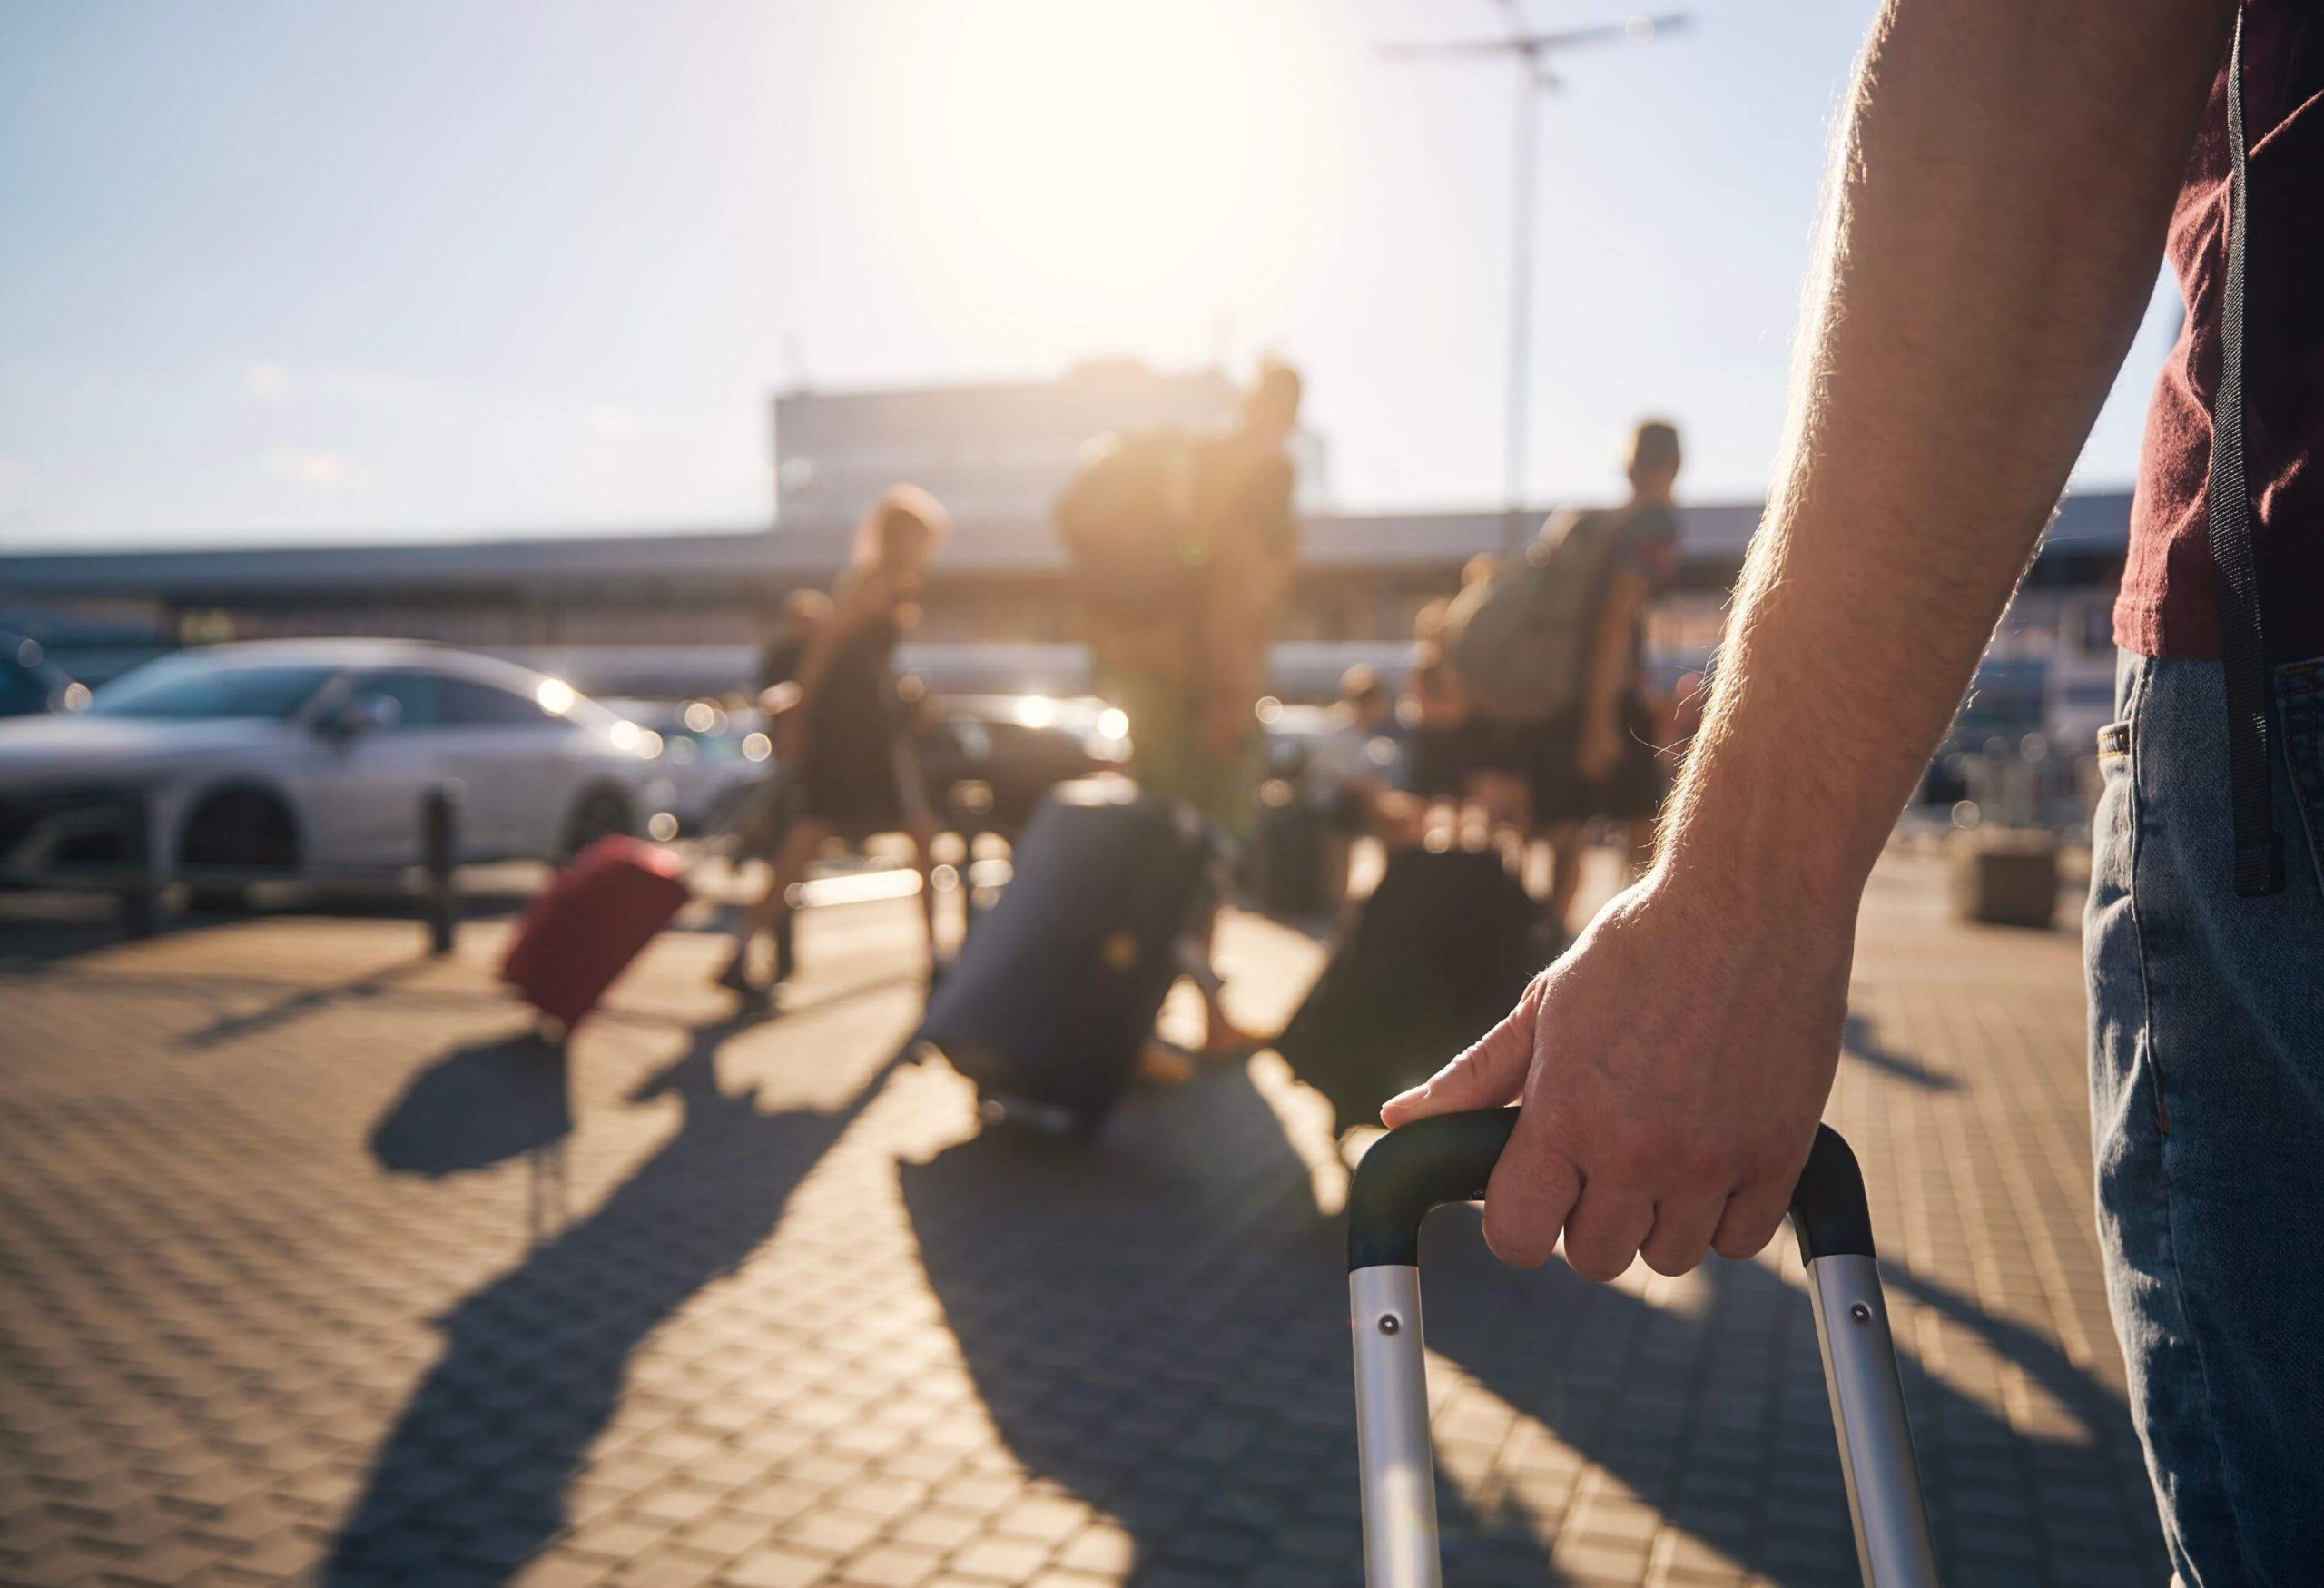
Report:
1350,1265,1440,1588
1806,1253,1940,1588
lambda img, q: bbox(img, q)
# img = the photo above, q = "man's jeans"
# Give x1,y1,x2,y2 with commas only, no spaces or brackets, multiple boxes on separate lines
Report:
2085,652,2324,1586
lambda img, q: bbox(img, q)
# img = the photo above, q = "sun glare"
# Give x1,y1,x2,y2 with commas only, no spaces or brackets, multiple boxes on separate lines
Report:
934,1,1258,291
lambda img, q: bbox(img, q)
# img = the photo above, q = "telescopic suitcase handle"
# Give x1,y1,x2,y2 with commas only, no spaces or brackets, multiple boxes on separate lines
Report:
1347,1110,1937,1588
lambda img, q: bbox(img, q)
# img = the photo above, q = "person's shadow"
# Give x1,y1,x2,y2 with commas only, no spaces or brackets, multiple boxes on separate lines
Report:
326,1015,899,1586
904,1069,2162,1584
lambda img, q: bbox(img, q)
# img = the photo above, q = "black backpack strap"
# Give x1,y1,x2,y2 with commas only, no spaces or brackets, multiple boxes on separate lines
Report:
2208,10,2284,897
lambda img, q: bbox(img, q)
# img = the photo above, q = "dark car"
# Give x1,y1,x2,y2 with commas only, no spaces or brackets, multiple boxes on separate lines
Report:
914,693,1128,835
0,635,87,719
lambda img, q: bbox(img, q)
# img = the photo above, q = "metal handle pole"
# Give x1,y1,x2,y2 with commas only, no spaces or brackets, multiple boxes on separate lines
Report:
1790,1131,1940,1588
1346,1112,1938,1588
1350,1265,1439,1588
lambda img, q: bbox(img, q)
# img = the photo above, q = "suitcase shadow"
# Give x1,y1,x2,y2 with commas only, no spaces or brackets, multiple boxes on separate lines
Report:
904,1068,2152,1583
367,1027,574,1179
325,1015,903,1587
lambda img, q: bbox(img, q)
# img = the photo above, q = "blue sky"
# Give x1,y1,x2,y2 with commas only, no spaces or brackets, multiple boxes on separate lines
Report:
0,0,2178,548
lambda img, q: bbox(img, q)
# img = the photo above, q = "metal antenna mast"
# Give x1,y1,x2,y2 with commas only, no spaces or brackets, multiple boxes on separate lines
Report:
1384,7,1691,550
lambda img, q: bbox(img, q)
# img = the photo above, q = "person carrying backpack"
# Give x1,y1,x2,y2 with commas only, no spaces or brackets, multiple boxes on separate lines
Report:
1443,420,1685,935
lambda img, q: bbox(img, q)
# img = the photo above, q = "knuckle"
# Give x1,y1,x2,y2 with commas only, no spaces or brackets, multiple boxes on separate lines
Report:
1712,1218,1779,1261
1669,1133,1730,1186
1640,1240,1705,1278
1484,1223,1554,1270
1606,1131,1663,1184
1565,1247,1630,1283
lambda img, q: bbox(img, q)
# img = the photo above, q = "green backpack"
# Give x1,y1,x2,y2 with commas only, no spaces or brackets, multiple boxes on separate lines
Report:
1443,508,1632,722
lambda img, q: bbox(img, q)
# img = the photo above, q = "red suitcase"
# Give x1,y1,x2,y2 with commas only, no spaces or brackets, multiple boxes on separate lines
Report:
499,837,691,1034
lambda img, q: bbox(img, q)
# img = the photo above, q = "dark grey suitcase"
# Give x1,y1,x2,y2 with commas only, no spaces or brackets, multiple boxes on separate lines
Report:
917,778,1210,1133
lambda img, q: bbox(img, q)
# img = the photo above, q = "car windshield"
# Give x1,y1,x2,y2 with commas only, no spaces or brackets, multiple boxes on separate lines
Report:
88,662,338,721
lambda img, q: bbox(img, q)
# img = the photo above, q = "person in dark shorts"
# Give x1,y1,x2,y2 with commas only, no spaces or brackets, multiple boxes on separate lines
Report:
1400,599,1472,805
717,488,949,1002
726,589,832,869
755,590,832,729
1532,420,1684,937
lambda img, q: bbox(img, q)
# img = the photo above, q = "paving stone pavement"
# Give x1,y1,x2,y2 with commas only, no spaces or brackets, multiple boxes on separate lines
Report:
0,852,2166,1587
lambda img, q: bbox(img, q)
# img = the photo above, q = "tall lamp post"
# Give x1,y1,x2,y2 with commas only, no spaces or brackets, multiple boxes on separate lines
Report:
1384,7,1691,551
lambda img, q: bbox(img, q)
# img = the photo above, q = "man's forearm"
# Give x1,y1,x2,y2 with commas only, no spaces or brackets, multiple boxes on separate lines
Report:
1663,0,2229,911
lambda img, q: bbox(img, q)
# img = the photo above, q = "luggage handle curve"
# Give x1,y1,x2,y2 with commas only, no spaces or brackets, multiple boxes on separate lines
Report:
1344,1109,1936,1587
1345,1110,1875,1271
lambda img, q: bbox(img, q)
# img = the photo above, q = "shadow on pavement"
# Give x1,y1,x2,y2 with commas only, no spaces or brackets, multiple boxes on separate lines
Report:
177,952,442,1051
906,1067,2154,1584
901,1066,1550,1585
1842,1012,1960,1093
1414,1202,2151,1582
368,1029,573,1179
325,1012,901,1587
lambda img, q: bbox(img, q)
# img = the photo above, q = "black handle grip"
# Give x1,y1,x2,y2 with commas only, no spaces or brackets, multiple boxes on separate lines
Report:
1344,1110,1875,1270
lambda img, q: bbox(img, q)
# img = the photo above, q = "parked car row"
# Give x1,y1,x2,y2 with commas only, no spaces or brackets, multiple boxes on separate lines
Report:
0,640,1133,912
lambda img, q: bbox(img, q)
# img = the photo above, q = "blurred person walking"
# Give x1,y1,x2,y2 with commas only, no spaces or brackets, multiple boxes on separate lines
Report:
1533,420,1686,938
754,588,833,758
1383,7,2324,1583
1058,360,1305,1060
724,589,833,875
1300,664,1398,904
1440,421,1684,929
1403,601,1471,797
716,488,948,1004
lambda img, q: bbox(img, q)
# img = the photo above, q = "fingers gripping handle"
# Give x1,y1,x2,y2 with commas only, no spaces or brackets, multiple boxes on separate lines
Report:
1346,1109,1519,1271
1345,1110,1874,1273
1346,1114,1937,1588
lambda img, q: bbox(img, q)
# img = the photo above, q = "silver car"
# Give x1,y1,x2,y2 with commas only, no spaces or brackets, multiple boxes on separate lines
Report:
0,639,668,900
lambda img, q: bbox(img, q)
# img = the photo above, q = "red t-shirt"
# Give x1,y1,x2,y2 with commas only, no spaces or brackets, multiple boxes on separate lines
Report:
2115,5,2324,661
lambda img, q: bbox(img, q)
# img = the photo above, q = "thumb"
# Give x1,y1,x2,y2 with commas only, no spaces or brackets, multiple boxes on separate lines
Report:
1380,981,1541,1128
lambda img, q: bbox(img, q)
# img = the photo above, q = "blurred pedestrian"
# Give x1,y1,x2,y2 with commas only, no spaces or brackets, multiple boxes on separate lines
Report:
1396,600,1472,821
755,588,832,761
1059,360,1304,1061
724,589,833,874
1533,419,1685,938
716,488,949,1004
1305,665,1396,899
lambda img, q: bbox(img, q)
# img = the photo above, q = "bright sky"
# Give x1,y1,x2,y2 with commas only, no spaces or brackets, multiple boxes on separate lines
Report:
0,0,2179,548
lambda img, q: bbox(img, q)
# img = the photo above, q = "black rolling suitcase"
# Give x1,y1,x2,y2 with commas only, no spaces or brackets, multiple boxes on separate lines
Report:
918,778,1211,1133
1275,846,1544,1136
1248,796,1337,918
1348,1111,1939,1587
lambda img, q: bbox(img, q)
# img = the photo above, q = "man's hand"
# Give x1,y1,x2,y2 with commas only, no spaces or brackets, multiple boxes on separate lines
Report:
1382,868,1852,1277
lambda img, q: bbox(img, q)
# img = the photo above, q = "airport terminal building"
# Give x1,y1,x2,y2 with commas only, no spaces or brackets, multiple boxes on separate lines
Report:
0,363,2131,713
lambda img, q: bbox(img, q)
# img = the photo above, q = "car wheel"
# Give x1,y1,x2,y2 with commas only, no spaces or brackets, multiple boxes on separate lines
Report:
179,787,299,912
561,786,633,859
